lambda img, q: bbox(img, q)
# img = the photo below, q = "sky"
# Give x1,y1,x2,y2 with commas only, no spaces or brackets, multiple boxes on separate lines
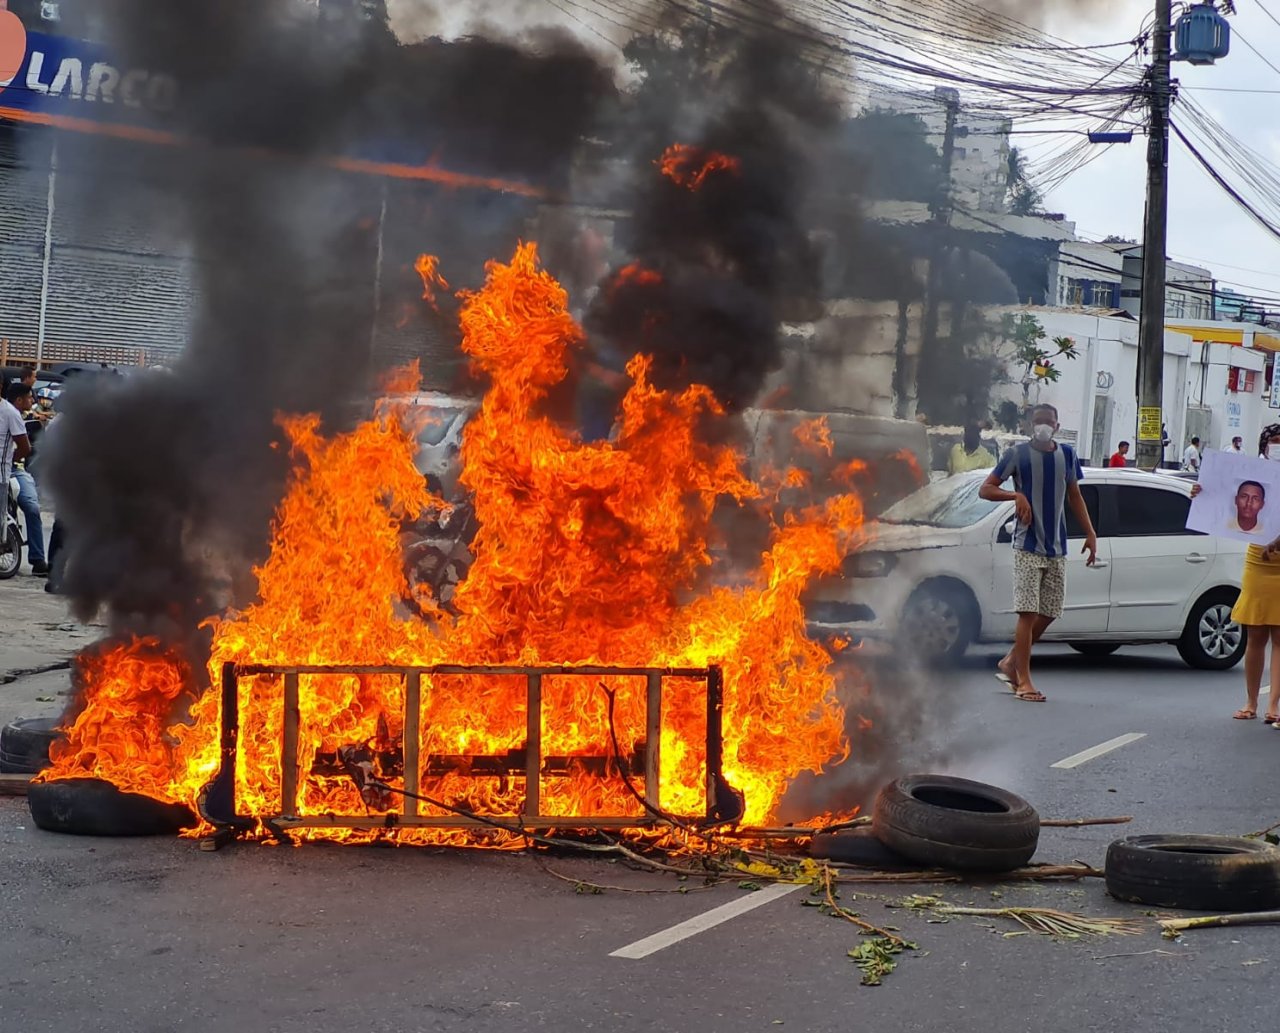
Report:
1041,0,1280,304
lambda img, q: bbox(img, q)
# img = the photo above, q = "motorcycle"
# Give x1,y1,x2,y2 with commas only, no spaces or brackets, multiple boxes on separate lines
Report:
1,477,23,580
401,485,477,619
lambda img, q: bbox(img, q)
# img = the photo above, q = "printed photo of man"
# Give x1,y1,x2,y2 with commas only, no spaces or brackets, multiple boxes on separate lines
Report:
1228,480,1267,537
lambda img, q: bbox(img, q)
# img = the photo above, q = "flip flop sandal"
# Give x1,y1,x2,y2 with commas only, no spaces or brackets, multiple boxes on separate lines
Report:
1013,690,1046,703
1265,714,1279,724
1233,709,1258,720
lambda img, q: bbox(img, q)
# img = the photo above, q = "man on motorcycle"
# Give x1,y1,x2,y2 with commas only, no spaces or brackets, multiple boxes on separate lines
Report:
27,387,56,426
2,382,47,576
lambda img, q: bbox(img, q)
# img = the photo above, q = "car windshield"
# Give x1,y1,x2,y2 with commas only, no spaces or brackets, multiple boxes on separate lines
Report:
880,474,1003,529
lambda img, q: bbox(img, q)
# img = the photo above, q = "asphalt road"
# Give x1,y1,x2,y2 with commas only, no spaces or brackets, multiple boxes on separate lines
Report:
2,644,1278,1033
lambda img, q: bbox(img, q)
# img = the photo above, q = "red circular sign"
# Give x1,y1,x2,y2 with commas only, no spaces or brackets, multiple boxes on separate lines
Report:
0,10,28,94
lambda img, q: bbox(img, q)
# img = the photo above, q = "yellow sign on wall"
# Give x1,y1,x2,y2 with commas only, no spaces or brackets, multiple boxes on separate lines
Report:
1138,407,1163,440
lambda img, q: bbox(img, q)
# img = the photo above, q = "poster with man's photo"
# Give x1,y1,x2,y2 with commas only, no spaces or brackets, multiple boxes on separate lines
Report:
1186,449,1280,544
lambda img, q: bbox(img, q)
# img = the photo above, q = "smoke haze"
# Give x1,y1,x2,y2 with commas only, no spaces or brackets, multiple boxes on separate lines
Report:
33,0,977,805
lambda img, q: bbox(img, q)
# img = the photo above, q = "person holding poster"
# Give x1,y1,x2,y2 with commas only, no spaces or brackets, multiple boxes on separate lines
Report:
1192,424,1280,723
1187,447,1280,545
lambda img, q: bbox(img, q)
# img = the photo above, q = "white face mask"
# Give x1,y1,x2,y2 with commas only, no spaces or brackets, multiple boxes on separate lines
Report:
1032,423,1055,444
1268,444,1280,463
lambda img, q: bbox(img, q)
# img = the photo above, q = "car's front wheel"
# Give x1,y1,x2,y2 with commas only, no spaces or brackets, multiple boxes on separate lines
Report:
900,582,977,664
1177,591,1246,670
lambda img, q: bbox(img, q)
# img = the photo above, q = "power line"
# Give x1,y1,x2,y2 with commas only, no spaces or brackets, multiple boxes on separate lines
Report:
1183,85,1280,94
1254,0,1280,31
1170,118,1280,244
1232,27,1280,81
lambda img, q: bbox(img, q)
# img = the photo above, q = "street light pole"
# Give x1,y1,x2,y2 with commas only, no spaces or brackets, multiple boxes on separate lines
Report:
1136,0,1173,472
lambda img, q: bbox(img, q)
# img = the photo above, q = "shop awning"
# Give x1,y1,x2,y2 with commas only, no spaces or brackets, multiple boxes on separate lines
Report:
1166,323,1280,352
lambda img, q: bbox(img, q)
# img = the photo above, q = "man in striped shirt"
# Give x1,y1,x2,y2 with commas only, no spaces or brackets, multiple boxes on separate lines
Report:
980,403,1098,702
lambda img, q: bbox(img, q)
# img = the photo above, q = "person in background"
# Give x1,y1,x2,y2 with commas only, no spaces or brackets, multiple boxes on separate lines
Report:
980,403,1098,703
1108,441,1130,468
1228,436,1244,454
3,382,47,575
1194,424,1280,723
947,421,996,475
1,380,30,483
1181,436,1201,473
26,387,55,427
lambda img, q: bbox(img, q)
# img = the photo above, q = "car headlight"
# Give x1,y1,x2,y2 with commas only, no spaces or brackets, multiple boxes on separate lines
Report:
844,552,897,579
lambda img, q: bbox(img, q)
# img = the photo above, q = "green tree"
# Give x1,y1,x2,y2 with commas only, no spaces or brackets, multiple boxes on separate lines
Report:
1005,147,1043,216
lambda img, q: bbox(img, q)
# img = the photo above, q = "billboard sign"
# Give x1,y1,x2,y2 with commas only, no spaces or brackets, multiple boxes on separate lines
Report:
0,11,178,122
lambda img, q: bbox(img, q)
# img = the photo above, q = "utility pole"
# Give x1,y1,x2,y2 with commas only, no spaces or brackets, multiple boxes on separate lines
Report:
915,90,960,421
1135,0,1173,471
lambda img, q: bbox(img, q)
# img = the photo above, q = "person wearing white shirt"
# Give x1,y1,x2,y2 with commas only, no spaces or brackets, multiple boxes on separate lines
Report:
2,382,46,575
1,386,30,488
1181,436,1201,473
1228,436,1244,453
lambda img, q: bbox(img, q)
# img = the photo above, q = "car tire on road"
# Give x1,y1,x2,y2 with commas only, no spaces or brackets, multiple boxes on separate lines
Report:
871,774,1039,872
27,778,197,837
1067,642,1121,658
900,582,977,664
1176,590,1246,671
808,827,924,869
1106,834,1280,911
0,524,21,580
0,717,64,774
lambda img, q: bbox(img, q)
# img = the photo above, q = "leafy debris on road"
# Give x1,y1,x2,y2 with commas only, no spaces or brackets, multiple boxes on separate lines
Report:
942,906,1143,939
1243,819,1280,846
848,937,916,986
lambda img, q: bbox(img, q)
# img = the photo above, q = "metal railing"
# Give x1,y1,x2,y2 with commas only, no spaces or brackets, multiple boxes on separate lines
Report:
201,662,739,838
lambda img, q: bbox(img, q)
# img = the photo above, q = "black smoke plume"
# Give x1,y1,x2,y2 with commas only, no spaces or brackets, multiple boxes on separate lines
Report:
38,0,614,647
586,11,840,413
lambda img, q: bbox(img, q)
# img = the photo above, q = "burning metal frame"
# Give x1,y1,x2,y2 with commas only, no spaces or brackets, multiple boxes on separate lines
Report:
201,662,743,842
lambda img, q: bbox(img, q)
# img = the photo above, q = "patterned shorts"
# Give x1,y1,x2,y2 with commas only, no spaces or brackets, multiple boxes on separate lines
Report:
1014,550,1067,620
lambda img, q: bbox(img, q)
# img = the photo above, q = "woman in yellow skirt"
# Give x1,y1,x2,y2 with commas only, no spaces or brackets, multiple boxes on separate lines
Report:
1219,425,1280,723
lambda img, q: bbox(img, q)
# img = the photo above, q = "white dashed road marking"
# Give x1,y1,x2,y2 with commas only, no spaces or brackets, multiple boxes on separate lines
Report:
609,883,804,959
1051,732,1146,770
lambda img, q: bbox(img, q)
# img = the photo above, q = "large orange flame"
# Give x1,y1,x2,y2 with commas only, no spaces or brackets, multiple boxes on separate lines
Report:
43,242,866,843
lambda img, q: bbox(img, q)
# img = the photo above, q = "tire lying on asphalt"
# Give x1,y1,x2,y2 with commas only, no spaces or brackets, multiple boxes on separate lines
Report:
871,774,1040,872
808,827,925,869
27,778,196,837
1105,835,1280,911
0,717,65,774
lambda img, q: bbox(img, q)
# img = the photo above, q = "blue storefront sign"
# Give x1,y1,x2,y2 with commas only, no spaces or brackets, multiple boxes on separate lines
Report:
0,12,178,122
0,10,543,195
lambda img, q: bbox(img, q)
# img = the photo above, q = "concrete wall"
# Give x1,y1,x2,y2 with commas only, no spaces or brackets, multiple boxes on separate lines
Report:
768,301,925,419
1186,342,1267,453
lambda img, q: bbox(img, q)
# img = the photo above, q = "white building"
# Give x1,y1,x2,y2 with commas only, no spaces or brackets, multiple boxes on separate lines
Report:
859,85,1013,214
990,307,1269,465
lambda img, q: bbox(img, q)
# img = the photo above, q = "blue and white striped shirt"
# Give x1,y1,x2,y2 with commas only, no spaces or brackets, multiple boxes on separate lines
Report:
993,442,1083,558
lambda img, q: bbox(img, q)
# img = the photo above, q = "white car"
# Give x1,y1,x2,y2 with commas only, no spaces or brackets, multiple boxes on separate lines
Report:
807,468,1248,669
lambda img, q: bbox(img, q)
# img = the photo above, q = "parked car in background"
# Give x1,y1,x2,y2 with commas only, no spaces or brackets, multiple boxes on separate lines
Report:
807,468,1248,669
